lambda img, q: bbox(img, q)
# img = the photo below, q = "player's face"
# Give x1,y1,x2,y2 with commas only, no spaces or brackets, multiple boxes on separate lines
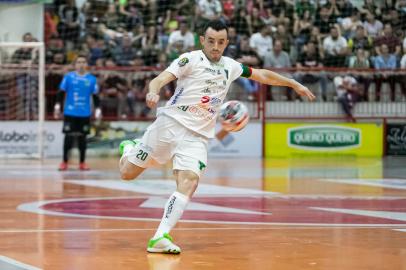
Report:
200,27,229,62
75,58,88,73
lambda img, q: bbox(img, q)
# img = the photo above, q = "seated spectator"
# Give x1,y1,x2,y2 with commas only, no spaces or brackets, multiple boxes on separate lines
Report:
141,25,162,66
264,39,293,100
57,0,80,44
110,34,137,66
323,26,348,67
347,25,373,57
399,51,406,99
11,33,34,64
263,39,291,69
307,27,324,58
374,24,401,57
363,11,383,38
235,36,261,100
224,26,240,59
273,24,293,56
293,10,312,53
295,0,315,19
348,48,371,101
46,34,65,64
232,8,252,37
340,9,363,39
167,21,195,56
100,63,129,119
128,78,150,118
314,6,336,39
373,44,397,101
294,42,329,101
195,0,222,29
334,75,359,122
249,24,273,58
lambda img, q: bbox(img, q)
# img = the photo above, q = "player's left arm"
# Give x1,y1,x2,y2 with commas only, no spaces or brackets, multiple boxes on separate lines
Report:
92,76,102,119
246,67,316,101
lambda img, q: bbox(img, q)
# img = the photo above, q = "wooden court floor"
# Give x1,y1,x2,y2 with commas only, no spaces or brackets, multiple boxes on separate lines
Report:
0,156,405,270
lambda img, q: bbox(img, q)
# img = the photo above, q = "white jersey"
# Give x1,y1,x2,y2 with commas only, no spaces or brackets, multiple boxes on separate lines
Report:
157,50,244,138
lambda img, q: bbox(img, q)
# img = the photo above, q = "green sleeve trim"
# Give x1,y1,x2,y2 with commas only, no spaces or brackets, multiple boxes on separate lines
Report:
241,64,252,78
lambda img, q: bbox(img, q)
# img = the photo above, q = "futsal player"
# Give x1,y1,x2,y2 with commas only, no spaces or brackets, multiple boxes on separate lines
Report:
54,55,102,171
119,20,315,253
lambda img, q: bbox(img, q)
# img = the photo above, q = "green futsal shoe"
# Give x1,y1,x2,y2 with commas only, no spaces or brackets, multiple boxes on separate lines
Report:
119,139,139,156
147,233,181,254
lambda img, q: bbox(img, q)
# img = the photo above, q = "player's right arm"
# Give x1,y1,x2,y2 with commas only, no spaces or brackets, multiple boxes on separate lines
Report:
146,71,177,108
54,73,69,119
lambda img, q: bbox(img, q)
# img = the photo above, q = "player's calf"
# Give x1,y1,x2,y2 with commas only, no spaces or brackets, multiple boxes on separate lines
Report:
175,170,200,197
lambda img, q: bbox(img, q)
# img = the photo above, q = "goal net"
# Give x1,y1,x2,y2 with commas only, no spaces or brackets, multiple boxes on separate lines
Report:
0,42,45,159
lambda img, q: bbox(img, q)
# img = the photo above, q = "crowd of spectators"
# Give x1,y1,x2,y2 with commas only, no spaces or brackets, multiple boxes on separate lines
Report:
8,0,406,118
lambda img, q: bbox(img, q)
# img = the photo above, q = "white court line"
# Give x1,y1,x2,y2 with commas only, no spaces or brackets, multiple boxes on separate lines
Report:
1,225,406,234
0,256,41,270
393,229,406,233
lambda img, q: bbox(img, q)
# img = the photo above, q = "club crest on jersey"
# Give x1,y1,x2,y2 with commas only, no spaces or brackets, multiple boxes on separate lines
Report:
178,57,189,67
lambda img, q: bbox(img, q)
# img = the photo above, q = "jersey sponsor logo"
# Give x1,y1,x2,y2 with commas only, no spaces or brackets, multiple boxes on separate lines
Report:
178,57,189,67
201,96,210,104
201,87,211,94
205,80,218,86
200,96,222,109
204,67,217,75
177,105,216,120
170,88,184,105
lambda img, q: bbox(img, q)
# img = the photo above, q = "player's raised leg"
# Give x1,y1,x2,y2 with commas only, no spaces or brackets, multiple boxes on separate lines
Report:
119,139,148,180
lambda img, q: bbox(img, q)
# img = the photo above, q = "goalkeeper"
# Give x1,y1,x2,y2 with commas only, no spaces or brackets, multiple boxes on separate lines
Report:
54,55,102,171
118,20,315,254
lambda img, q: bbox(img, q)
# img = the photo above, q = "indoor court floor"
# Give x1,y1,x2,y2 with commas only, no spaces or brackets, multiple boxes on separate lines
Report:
0,156,405,270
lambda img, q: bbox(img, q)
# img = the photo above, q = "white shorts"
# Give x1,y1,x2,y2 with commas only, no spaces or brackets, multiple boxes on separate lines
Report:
126,115,208,177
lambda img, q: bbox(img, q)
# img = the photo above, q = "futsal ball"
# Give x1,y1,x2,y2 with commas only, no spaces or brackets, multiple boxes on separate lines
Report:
219,100,250,132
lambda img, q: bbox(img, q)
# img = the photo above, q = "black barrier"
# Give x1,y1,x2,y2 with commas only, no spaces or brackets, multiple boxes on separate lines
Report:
386,124,406,155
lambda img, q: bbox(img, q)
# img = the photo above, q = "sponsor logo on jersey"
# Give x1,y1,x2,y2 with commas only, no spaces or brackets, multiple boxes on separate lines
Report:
201,96,210,104
170,88,184,105
178,57,189,67
205,80,218,86
204,67,217,74
177,105,216,120
201,87,211,94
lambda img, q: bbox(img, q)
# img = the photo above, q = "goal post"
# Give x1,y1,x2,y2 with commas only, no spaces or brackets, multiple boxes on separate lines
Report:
0,42,45,159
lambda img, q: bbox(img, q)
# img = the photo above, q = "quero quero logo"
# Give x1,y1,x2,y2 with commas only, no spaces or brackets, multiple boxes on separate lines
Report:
288,125,361,150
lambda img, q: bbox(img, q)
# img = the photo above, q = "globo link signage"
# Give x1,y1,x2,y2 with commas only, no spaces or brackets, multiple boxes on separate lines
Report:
265,123,383,157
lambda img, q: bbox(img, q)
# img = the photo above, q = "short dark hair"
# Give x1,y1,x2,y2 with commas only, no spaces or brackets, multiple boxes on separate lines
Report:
74,54,88,63
202,20,228,37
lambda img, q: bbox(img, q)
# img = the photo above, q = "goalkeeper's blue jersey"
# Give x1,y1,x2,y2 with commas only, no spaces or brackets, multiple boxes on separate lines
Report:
59,71,98,117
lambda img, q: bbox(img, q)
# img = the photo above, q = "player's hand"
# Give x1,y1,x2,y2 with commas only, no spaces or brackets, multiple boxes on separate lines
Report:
53,103,61,119
95,107,102,120
146,92,160,108
294,85,316,101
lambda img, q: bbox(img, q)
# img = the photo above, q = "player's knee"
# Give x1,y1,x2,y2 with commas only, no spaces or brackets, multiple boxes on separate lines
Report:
120,170,134,181
120,163,143,181
176,171,199,196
